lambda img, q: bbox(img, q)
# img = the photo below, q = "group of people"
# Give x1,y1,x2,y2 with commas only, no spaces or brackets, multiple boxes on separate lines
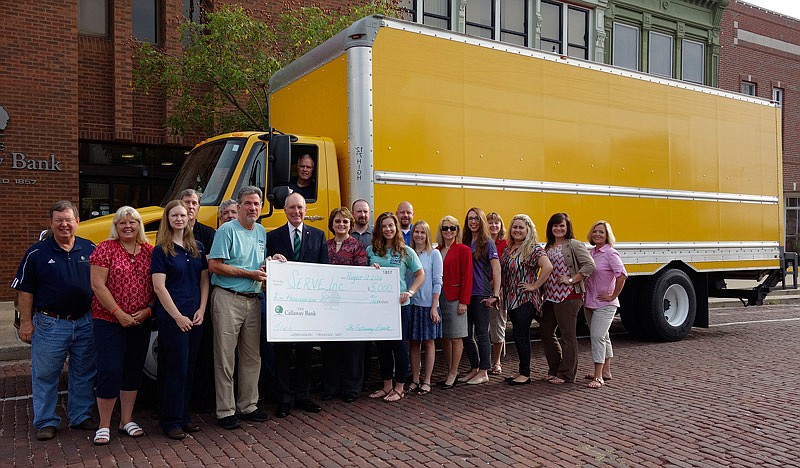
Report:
12,185,627,444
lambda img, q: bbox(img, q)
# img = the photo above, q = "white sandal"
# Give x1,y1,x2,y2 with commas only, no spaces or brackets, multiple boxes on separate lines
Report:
118,421,145,438
93,428,110,445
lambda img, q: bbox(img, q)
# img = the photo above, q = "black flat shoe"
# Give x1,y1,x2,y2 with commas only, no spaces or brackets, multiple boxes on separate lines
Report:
508,378,532,386
441,380,457,390
504,376,515,383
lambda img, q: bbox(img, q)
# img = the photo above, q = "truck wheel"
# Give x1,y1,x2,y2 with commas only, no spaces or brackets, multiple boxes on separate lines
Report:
640,269,696,342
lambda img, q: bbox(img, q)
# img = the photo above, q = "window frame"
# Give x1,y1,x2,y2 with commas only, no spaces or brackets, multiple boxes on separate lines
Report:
133,0,162,45
612,21,640,71
648,30,674,78
79,0,109,37
741,81,756,96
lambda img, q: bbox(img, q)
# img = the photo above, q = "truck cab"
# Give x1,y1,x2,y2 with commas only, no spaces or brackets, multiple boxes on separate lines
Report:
78,132,340,243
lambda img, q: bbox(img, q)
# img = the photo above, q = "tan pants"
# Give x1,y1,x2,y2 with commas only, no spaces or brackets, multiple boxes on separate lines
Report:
212,288,261,419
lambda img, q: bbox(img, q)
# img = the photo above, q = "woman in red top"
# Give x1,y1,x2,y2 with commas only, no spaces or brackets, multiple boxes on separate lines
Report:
487,212,508,376
89,206,154,445
435,215,473,389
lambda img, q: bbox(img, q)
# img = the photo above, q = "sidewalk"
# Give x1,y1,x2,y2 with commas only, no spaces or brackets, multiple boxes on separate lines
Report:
0,301,29,362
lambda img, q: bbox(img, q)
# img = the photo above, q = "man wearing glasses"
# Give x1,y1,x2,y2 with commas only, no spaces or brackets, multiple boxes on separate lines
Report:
12,201,99,441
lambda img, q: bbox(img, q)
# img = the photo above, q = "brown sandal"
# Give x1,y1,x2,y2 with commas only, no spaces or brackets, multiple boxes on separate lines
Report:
383,389,404,402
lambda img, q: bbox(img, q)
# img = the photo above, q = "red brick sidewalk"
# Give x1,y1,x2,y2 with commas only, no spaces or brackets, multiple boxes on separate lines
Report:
2,306,800,466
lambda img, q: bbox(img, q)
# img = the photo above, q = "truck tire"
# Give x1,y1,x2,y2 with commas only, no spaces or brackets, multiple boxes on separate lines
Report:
640,269,696,342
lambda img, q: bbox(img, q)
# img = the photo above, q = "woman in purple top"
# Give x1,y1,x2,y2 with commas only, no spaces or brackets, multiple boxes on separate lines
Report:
458,207,501,385
583,220,627,389
322,207,368,402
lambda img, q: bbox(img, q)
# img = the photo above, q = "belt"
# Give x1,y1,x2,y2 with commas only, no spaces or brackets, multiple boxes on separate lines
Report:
218,287,260,299
36,309,86,321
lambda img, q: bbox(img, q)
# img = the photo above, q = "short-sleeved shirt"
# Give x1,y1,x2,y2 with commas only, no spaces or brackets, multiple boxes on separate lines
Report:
89,240,154,322
152,242,208,317
584,244,627,309
544,244,573,303
500,244,546,312
471,240,499,297
366,245,423,306
209,219,267,294
327,236,368,266
11,236,95,316
351,229,373,249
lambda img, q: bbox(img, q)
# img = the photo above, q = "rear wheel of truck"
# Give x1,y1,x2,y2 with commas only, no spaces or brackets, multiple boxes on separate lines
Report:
640,269,696,342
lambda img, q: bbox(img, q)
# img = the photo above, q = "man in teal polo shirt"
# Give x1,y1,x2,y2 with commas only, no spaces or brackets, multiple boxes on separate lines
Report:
208,186,271,430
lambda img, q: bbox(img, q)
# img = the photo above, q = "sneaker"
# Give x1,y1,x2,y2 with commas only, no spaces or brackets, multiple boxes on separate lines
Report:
217,415,241,430
240,408,269,422
36,426,58,441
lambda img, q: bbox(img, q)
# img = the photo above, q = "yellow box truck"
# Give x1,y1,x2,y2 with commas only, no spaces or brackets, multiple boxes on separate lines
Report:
79,16,793,342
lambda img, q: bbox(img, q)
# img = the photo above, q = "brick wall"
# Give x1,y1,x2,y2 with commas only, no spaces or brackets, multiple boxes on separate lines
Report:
0,1,80,300
719,1,800,193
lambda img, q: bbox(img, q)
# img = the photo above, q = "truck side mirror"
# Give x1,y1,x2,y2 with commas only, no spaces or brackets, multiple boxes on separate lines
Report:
269,134,292,186
270,186,291,209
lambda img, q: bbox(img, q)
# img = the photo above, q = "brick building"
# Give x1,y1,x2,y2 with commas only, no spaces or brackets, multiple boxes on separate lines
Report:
719,0,800,251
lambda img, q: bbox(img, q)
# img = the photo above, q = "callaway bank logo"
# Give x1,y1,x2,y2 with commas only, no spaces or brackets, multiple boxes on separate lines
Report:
0,106,8,131
274,305,284,315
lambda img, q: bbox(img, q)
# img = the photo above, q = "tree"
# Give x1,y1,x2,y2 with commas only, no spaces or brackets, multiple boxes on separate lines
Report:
134,1,402,136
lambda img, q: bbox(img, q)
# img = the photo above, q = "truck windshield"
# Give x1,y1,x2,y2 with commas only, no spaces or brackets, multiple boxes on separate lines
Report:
161,138,246,206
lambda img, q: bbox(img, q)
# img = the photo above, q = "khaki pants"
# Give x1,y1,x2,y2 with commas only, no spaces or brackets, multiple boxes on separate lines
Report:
212,288,261,419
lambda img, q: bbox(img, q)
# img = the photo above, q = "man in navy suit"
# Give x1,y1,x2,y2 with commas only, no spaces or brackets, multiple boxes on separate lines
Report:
266,192,329,418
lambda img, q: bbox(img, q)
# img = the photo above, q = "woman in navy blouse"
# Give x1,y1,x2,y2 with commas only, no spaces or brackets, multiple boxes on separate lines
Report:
152,200,209,440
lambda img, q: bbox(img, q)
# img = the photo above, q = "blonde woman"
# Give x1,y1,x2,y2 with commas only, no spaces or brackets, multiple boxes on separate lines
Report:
436,216,472,389
499,215,552,385
408,221,443,395
583,220,627,389
89,206,154,444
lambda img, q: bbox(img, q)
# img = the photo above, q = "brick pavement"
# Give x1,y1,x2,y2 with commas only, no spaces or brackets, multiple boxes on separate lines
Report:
2,305,800,466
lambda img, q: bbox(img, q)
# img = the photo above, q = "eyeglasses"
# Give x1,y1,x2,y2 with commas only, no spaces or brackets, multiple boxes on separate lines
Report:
467,216,480,222
441,226,458,232
53,218,76,224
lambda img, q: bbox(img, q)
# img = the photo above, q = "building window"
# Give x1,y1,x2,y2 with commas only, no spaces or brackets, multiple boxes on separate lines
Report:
773,87,784,107
501,0,527,46
566,6,588,59
78,141,186,220
540,1,589,58
787,196,800,253
612,22,639,70
79,0,108,36
540,1,562,53
183,0,210,24
648,31,673,78
466,0,494,39
681,39,705,84
133,0,160,44
400,0,452,30
741,81,756,96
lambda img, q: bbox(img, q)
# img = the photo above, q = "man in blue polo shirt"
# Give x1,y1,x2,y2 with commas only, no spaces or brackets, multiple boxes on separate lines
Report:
12,200,98,441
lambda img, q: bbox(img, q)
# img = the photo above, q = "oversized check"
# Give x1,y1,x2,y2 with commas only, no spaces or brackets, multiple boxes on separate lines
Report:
265,260,401,342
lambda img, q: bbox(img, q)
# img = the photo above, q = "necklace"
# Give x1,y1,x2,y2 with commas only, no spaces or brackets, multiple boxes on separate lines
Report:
121,241,138,263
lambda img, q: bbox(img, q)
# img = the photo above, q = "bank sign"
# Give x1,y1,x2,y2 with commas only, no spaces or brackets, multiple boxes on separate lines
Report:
0,105,62,186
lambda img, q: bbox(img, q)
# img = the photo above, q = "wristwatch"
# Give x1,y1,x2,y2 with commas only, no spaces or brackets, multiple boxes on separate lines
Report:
568,277,574,284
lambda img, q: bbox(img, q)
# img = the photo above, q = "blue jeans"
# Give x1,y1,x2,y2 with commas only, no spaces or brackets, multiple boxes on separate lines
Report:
31,312,97,429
